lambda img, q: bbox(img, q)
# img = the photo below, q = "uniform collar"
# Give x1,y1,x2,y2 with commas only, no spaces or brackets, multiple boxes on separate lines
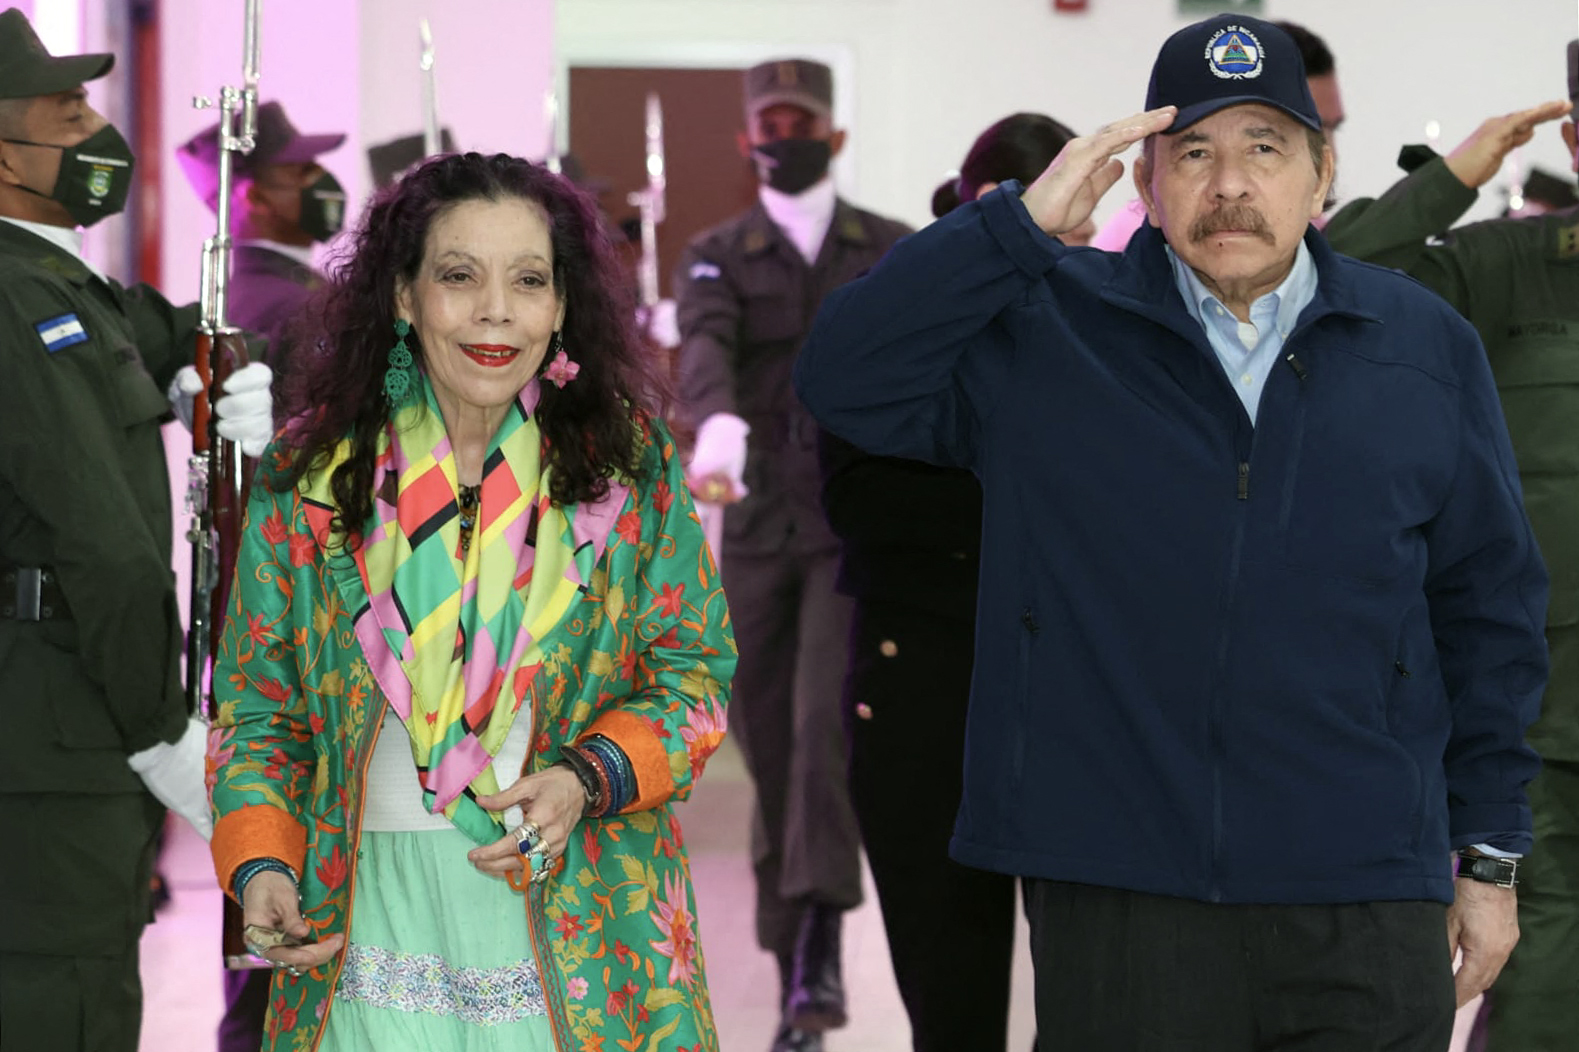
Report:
238,238,317,268
742,193,873,258
0,216,107,283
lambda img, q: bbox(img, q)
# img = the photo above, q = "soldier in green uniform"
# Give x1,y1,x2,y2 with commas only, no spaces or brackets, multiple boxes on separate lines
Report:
1324,53,1579,1052
0,10,273,1049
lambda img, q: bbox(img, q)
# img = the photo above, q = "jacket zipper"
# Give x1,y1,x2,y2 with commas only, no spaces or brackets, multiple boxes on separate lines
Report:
1013,609,1038,783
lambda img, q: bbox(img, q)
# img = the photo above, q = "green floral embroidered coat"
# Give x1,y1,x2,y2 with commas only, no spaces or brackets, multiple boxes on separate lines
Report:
208,417,734,1052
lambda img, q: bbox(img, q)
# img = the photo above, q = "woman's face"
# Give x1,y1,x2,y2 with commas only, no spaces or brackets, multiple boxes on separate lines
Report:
396,195,567,421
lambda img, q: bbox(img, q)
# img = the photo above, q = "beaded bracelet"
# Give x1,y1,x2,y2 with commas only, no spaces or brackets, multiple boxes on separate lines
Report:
581,735,636,814
233,857,299,906
574,744,615,818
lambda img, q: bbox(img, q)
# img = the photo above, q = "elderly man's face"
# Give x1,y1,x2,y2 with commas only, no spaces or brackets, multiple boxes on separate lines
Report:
1137,104,1332,311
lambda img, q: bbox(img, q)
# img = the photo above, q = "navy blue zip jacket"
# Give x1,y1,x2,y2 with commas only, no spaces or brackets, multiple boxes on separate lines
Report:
793,183,1549,906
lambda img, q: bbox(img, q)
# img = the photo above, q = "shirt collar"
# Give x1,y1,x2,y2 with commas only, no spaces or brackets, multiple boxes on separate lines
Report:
758,176,836,235
0,216,108,282
1167,238,1317,336
238,239,318,268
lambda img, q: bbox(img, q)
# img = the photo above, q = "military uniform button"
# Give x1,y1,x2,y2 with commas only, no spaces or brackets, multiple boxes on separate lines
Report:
855,703,874,721
878,639,898,658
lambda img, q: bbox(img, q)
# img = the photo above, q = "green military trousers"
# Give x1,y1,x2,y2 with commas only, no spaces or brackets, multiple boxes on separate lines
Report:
1485,759,1579,1051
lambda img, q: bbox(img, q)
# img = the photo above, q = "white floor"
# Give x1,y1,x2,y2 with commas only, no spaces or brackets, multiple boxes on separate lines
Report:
138,736,1480,1052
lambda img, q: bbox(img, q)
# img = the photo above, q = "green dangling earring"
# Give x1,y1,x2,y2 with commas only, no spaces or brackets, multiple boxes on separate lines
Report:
384,319,415,407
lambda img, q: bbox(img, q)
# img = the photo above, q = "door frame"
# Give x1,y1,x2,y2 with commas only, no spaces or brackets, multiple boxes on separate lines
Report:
554,40,861,199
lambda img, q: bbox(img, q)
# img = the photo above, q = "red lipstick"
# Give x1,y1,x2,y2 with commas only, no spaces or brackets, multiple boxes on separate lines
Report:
460,344,521,368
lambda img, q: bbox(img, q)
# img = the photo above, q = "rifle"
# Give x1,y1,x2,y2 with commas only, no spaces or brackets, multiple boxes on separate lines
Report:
186,0,262,970
626,92,666,315
543,89,562,175
419,19,441,157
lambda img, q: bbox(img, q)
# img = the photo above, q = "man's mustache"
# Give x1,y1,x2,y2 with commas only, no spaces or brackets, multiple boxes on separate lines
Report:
1191,206,1273,244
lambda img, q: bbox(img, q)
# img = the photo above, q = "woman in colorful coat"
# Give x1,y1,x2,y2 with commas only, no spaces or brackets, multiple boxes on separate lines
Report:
207,152,734,1052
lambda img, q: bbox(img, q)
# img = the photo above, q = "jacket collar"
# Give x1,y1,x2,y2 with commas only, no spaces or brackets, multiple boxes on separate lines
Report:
740,197,874,258
1100,222,1383,340
0,217,97,287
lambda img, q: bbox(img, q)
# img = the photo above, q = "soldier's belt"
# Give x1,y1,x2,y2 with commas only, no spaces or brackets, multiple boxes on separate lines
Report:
1,566,71,621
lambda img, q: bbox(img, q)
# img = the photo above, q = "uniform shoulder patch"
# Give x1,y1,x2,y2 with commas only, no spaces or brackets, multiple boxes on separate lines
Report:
35,312,88,354
1556,223,1579,260
689,261,722,281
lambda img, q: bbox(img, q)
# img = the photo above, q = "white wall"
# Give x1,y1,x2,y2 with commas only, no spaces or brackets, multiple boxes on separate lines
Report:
558,0,1578,232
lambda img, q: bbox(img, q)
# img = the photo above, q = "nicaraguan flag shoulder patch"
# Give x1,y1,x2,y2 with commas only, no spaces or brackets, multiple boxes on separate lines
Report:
36,313,88,354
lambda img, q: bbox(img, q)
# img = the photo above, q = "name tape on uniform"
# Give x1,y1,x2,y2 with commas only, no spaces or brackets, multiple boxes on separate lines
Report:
36,313,89,354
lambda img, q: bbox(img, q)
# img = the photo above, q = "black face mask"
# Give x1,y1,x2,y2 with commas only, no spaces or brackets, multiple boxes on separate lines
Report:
751,138,832,195
3,123,135,227
297,170,347,242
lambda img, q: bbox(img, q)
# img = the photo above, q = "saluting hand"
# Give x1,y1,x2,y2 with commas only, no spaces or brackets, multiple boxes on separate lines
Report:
1020,106,1177,239
1445,99,1571,190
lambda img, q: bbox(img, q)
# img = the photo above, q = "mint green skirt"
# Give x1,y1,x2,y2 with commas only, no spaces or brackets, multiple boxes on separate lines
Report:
320,827,556,1051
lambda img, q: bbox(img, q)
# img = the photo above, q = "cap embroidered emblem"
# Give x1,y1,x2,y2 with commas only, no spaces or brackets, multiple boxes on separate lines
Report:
1206,26,1263,80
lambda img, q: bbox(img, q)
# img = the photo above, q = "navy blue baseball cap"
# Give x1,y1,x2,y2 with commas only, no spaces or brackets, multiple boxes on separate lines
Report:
1145,14,1322,134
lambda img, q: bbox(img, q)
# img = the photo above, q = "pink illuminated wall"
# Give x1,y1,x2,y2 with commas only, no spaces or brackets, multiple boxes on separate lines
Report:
158,0,556,301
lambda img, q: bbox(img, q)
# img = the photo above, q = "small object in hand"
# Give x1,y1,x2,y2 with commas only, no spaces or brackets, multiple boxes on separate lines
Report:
243,924,305,951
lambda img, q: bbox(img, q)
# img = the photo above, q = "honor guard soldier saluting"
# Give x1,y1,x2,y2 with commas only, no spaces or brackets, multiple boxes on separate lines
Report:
1325,42,1579,1052
673,58,910,1052
178,100,347,386
0,9,272,1049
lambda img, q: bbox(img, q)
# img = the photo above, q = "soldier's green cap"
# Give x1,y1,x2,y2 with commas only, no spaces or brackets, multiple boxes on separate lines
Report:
743,58,832,122
0,8,113,101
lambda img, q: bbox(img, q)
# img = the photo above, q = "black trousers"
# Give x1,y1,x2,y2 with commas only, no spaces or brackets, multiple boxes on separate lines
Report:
721,548,863,956
1025,881,1455,1052
218,967,271,1052
845,599,1022,1052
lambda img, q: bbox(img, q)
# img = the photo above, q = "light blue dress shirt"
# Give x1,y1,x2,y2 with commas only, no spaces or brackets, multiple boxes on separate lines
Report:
1167,240,1317,425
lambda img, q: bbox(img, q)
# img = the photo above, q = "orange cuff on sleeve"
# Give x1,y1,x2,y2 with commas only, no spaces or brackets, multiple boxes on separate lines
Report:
211,804,309,903
583,709,676,813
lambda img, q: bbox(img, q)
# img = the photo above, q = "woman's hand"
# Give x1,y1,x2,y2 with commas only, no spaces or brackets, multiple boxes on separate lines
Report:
469,765,589,878
241,869,345,974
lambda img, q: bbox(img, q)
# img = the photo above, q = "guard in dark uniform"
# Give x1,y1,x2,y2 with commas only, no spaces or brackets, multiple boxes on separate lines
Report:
0,10,271,1050
177,100,346,385
673,58,911,1052
1325,61,1579,1052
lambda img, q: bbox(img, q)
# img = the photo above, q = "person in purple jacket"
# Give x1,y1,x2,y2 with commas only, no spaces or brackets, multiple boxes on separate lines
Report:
795,14,1548,1051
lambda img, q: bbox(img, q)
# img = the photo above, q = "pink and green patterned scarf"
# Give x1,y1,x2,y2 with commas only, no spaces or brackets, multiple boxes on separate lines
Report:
300,374,625,845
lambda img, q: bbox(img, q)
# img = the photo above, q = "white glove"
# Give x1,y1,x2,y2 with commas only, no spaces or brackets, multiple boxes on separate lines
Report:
167,362,275,457
688,413,750,499
167,365,204,432
128,716,214,840
645,299,680,349
214,361,275,457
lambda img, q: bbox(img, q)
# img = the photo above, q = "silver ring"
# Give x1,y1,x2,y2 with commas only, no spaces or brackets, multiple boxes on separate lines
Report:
513,822,542,856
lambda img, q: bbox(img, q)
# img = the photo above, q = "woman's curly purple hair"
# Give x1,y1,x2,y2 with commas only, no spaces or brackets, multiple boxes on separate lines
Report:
273,152,668,547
